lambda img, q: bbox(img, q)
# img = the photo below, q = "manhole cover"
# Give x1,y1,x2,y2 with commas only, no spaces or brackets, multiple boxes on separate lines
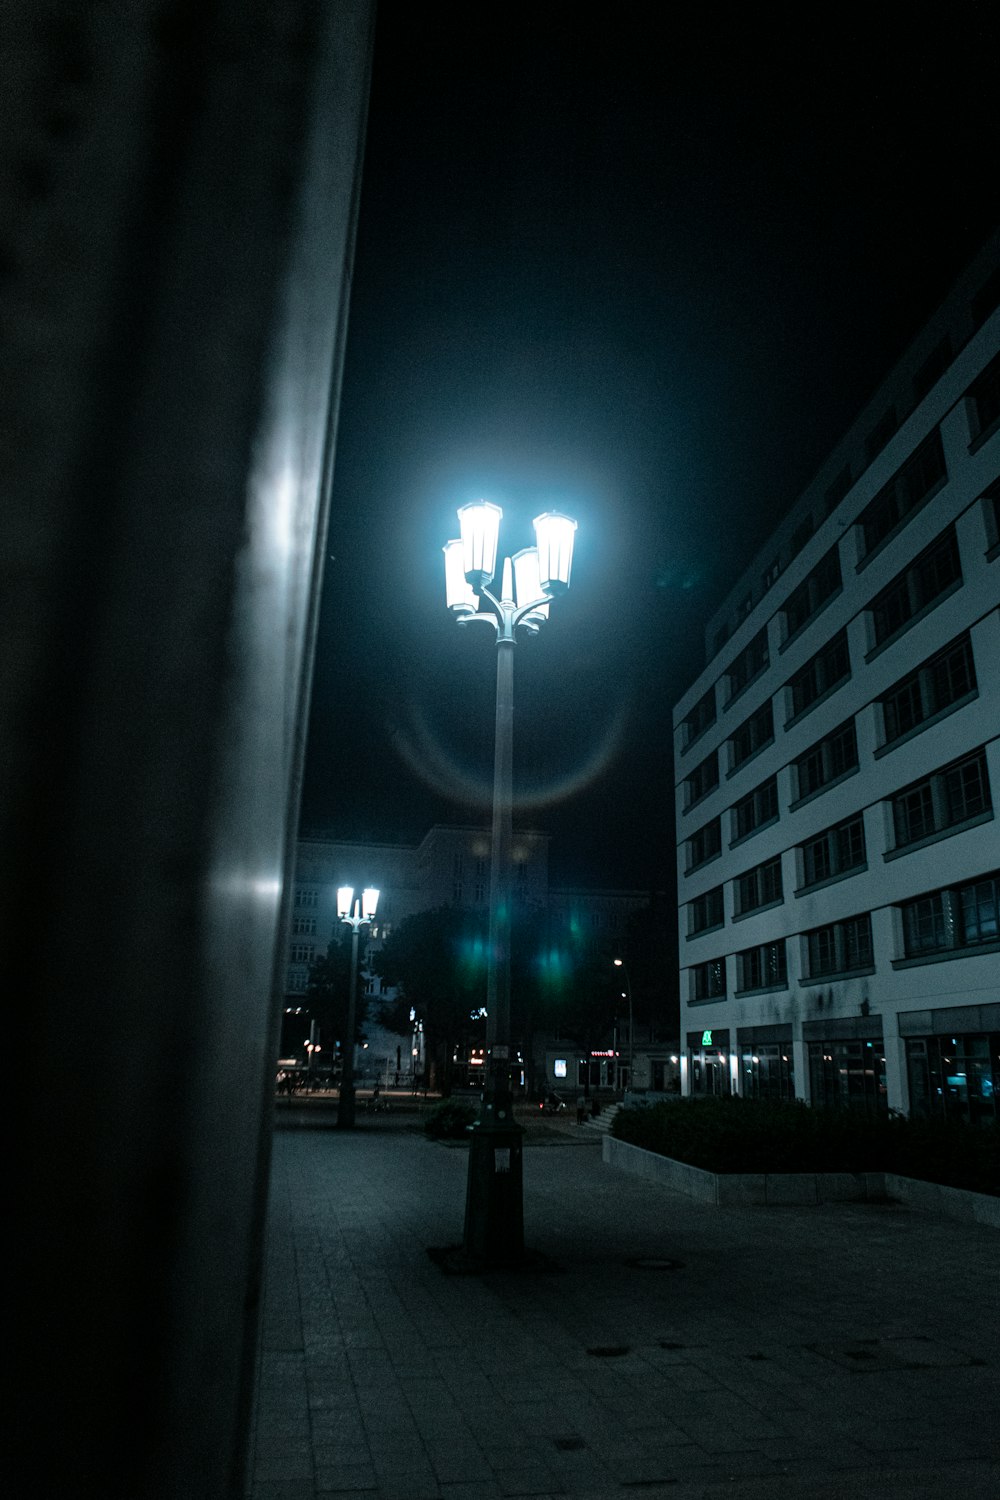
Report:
627,1257,684,1271
587,1345,630,1358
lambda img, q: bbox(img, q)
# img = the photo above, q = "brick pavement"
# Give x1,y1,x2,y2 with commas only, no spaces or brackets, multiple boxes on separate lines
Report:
248,1107,1000,1499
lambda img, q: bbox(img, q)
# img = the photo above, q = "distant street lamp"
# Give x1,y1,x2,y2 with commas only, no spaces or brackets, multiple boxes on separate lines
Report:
444,501,577,1264
613,958,633,1096
336,885,379,1129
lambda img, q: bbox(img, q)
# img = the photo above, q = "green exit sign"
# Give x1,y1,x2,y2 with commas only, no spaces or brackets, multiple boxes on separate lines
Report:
701,1030,713,1046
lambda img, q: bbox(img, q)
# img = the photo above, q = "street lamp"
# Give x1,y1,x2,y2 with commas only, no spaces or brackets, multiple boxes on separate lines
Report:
336,885,379,1129
613,958,633,1098
444,501,577,1264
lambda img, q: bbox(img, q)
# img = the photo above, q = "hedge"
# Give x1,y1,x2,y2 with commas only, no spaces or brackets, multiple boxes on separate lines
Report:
612,1097,999,1197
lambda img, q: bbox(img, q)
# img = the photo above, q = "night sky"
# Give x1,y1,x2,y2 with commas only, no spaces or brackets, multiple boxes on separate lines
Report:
300,5,998,891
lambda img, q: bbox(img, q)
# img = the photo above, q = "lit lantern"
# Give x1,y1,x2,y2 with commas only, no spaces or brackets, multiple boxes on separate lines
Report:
361,888,379,921
458,501,502,589
336,886,354,920
511,547,550,631
443,538,480,615
533,511,577,595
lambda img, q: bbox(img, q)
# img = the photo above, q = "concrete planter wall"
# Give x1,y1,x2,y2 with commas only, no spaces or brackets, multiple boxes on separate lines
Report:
603,1135,1000,1228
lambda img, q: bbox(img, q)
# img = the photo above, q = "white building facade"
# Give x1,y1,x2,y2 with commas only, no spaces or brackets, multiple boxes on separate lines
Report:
673,235,1000,1126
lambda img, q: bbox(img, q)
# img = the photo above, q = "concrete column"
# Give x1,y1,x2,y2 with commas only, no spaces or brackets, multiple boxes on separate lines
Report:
4,4,374,1496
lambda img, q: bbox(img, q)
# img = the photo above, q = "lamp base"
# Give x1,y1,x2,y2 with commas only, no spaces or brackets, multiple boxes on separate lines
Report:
462,1116,524,1265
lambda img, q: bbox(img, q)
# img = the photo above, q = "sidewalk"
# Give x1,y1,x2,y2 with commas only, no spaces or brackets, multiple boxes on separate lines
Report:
249,1110,999,1499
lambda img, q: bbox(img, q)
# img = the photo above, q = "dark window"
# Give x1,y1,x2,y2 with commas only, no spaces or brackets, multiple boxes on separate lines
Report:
787,629,850,720
733,775,779,842
692,958,726,1001
913,336,952,401
880,633,976,745
684,749,719,810
783,544,842,639
870,526,961,647
856,429,947,558
689,885,724,936
800,813,866,889
730,700,774,769
761,557,781,591
687,816,722,872
806,914,873,978
682,686,717,749
865,407,898,463
737,941,787,992
901,872,1000,957
794,719,858,801
789,515,815,560
735,856,783,916
892,748,991,849
824,467,852,516
968,351,1000,441
726,629,769,702
737,592,753,621
712,623,730,657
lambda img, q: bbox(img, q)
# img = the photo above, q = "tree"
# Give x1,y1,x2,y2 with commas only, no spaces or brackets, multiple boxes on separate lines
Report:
371,906,487,1094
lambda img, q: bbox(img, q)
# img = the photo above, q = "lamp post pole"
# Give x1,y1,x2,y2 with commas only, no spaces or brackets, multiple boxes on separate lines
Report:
444,502,577,1265
336,886,379,1130
614,958,633,1097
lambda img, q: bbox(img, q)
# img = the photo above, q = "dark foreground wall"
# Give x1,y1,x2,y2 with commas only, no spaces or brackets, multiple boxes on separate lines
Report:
3,4,374,1495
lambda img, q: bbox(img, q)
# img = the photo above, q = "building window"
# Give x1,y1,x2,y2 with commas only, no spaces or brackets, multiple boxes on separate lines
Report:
292,915,317,936
900,872,1000,958
689,885,724,937
692,958,726,1001
856,428,947,558
290,944,314,964
736,941,787,993
684,749,719,810
865,406,898,463
805,914,873,978
793,719,858,801
712,623,730,657
761,557,781,591
967,350,1000,443
474,882,486,902
891,748,992,851
732,775,779,842
869,525,961,648
824,466,852,517
799,813,866,889
787,629,849,721
729,699,774,770
725,629,769,703
687,816,722,873
294,888,318,908
880,632,976,747
789,514,815,560
286,970,308,992
453,882,463,903
682,686,716,749
913,335,952,401
453,852,464,877
734,856,783,916
783,544,842,640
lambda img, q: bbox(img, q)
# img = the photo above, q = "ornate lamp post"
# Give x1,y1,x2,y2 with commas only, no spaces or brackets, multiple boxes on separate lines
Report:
444,501,577,1263
613,957,634,1096
336,885,379,1129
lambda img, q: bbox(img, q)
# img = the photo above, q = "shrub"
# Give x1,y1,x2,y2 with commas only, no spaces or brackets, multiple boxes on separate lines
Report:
612,1097,999,1197
423,1098,478,1140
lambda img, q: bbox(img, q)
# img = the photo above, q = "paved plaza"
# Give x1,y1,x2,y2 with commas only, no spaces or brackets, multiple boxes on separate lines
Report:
248,1105,1000,1500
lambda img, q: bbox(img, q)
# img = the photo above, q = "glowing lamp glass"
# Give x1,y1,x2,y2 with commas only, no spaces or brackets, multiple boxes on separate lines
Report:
443,540,480,615
512,546,549,630
458,500,502,587
361,887,380,920
337,886,354,919
533,511,576,595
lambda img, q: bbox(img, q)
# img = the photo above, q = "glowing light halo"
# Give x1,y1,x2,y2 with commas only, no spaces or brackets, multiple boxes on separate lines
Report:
391,699,631,812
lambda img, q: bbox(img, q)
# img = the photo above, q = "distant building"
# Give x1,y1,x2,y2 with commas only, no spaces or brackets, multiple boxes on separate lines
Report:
673,232,1000,1126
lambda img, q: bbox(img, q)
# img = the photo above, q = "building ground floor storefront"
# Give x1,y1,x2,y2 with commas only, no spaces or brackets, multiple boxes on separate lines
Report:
682,1001,999,1126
